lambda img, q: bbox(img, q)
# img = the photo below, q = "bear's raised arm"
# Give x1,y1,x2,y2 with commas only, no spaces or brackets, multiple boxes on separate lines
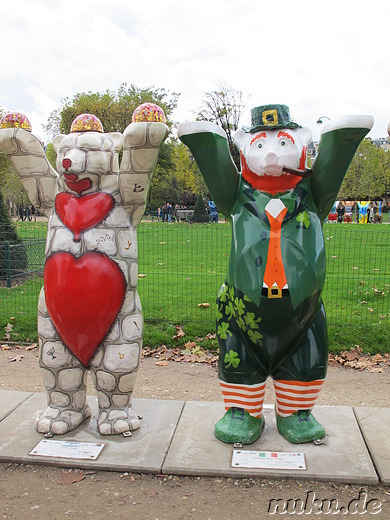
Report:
119,121,168,225
310,115,374,220
0,128,58,217
178,121,239,217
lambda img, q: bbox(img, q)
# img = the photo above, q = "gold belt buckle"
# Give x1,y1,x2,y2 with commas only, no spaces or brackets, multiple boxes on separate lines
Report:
268,285,282,299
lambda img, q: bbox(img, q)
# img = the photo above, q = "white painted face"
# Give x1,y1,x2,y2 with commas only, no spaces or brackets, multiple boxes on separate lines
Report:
236,127,311,177
233,125,312,194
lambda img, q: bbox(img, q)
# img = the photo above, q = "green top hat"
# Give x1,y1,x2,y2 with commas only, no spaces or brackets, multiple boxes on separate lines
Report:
243,104,301,133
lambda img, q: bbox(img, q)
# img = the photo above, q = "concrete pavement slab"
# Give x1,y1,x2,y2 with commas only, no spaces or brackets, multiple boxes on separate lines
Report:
0,391,33,422
0,392,184,473
163,402,378,484
354,407,390,485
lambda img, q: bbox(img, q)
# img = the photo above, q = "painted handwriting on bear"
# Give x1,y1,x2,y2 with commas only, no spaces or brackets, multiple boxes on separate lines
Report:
133,183,144,193
96,234,111,245
125,241,132,250
119,352,124,360
47,347,56,360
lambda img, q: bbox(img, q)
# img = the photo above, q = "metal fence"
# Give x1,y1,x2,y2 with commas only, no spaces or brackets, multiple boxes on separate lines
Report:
1,220,389,338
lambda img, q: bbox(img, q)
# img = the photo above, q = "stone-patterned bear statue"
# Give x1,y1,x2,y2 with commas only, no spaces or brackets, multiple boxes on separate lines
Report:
178,104,373,445
0,106,168,435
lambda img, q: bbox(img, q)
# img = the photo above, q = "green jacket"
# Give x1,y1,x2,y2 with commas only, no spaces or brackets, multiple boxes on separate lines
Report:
180,124,371,308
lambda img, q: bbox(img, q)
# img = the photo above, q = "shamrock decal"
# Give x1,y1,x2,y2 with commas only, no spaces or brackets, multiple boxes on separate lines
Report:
296,211,310,229
224,350,240,369
218,322,232,340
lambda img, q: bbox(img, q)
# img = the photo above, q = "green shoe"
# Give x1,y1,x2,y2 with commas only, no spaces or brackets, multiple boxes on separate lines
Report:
276,410,325,444
214,407,264,445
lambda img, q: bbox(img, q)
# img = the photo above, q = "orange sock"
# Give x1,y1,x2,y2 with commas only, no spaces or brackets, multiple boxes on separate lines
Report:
219,380,266,419
273,379,325,417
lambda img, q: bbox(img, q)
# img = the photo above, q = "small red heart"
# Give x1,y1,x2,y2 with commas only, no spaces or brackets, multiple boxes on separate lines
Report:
55,192,114,241
65,177,92,194
44,252,126,366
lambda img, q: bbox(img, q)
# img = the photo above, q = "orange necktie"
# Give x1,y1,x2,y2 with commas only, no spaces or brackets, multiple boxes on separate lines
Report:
263,206,288,293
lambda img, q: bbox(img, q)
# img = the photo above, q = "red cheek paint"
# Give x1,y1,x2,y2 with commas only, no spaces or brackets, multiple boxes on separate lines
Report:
299,146,307,171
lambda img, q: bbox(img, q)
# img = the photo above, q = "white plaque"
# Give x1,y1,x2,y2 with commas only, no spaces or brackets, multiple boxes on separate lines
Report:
232,449,306,470
30,440,105,460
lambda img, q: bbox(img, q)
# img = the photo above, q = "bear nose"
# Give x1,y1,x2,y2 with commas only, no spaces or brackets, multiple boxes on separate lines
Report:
265,152,278,164
62,158,72,171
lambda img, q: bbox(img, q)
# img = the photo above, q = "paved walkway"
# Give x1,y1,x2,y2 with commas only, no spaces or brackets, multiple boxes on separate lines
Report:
0,391,389,485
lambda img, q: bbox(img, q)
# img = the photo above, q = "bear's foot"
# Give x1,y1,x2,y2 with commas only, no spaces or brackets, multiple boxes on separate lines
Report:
97,406,141,435
35,405,91,435
214,407,264,445
276,410,325,444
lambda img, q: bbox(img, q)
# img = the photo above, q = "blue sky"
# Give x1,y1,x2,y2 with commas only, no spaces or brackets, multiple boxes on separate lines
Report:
0,0,389,142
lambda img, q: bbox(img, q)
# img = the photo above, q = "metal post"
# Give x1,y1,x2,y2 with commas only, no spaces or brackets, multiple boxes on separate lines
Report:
5,241,11,288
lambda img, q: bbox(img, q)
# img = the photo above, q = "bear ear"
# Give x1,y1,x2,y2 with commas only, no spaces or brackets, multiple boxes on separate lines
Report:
297,126,312,146
108,132,123,152
52,134,66,154
233,128,248,150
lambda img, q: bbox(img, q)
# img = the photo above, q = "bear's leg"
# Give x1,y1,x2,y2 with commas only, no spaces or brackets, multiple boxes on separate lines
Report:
89,339,141,436
214,284,267,444
36,289,91,435
274,380,325,443
273,303,328,444
215,381,266,444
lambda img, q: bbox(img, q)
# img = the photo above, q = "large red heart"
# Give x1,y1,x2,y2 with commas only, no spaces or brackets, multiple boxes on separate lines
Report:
44,252,126,366
55,192,114,241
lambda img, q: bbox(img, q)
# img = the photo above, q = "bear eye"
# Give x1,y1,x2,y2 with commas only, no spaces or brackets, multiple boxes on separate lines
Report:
280,140,286,146
258,143,263,149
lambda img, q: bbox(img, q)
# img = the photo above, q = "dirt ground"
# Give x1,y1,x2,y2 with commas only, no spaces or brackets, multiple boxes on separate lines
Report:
0,347,389,519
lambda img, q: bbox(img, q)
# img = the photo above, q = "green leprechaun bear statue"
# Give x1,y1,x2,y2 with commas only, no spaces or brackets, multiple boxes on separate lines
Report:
178,105,373,445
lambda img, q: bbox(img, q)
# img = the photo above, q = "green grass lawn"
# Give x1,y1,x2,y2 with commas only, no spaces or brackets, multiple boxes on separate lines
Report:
1,221,389,353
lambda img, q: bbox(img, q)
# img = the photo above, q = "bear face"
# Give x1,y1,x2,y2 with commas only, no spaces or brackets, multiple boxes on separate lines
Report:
234,126,312,194
53,131,123,195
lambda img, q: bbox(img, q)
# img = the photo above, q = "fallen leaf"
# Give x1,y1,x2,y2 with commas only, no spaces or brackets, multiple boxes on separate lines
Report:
8,355,24,362
155,361,169,366
4,323,13,333
198,303,210,308
57,469,85,485
340,347,362,361
184,341,197,349
138,274,146,278
25,343,38,351
172,326,185,340
1,345,11,350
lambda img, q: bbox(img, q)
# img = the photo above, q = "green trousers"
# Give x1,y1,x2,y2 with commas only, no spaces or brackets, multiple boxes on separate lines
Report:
216,283,328,385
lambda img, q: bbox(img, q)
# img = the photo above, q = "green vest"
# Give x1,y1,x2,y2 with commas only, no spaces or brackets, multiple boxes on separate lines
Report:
228,179,325,308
